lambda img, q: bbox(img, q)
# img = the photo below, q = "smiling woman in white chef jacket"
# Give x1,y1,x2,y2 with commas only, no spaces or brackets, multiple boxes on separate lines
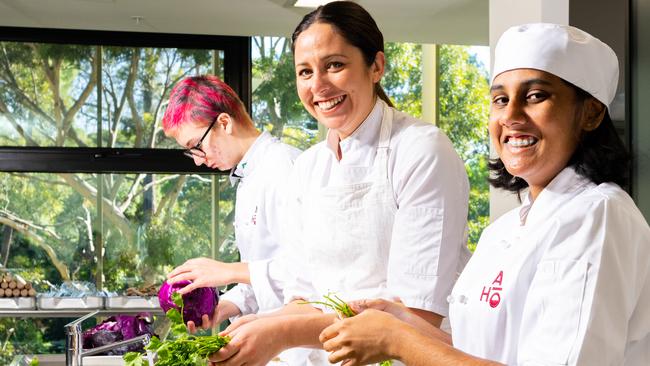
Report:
207,2,469,365
161,75,300,330
317,23,650,366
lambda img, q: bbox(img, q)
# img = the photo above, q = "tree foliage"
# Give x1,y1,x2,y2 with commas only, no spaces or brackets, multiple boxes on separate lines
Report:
438,45,490,251
251,37,317,149
381,44,490,250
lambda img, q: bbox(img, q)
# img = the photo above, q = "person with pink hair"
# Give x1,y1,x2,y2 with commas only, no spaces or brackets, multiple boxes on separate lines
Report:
162,75,302,353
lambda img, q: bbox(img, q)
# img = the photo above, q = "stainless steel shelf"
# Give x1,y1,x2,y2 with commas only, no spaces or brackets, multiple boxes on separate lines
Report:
0,308,164,318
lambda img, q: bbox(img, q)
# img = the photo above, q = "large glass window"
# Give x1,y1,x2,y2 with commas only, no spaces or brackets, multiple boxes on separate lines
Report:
251,36,319,150
0,28,247,363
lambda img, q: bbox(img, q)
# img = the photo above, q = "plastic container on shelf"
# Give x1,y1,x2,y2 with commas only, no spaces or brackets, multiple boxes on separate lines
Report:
0,297,37,310
36,295,104,310
104,295,160,309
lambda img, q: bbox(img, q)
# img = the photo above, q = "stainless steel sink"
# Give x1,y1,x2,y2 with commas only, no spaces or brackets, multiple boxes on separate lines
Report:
12,354,128,366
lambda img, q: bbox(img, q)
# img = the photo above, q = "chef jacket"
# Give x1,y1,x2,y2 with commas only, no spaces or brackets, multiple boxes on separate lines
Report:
449,166,650,365
219,131,301,315
283,100,470,316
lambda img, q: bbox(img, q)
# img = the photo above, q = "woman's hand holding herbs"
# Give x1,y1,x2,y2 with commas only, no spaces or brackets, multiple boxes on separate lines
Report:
319,309,404,365
350,298,451,344
208,316,285,366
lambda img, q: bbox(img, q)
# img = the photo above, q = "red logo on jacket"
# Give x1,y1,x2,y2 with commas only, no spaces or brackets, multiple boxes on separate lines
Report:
251,206,258,225
480,271,503,308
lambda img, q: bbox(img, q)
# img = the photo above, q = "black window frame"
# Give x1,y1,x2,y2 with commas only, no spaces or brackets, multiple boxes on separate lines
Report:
0,26,252,174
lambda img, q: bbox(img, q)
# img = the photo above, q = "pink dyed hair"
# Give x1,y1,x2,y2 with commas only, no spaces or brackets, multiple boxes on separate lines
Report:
162,75,245,131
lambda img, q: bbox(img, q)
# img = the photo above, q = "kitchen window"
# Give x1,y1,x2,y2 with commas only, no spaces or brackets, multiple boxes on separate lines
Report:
0,27,248,360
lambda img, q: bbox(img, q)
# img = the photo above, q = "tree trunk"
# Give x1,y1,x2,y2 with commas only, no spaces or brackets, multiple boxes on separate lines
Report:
143,174,154,224
59,173,135,245
1,225,13,267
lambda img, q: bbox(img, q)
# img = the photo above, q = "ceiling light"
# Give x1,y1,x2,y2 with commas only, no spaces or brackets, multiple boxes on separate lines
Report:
131,16,144,25
293,0,338,8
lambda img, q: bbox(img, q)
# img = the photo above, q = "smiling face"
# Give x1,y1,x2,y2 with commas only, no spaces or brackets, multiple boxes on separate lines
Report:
167,114,242,171
293,22,384,139
489,69,594,198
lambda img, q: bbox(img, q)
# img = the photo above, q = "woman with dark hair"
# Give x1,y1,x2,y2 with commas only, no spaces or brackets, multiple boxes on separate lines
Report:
488,88,630,196
317,23,650,366
208,2,469,365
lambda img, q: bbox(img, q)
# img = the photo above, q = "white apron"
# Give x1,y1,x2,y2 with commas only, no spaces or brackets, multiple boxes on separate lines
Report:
300,101,401,365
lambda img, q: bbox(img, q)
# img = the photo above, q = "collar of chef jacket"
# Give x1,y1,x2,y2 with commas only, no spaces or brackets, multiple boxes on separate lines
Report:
519,166,593,227
229,131,274,187
324,100,383,163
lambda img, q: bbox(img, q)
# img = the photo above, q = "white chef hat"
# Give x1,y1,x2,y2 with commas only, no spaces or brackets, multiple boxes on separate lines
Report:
492,23,619,108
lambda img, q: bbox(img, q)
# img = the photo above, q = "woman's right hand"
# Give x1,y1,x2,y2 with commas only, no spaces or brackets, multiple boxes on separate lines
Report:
349,298,450,344
209,315,287,365
187,299,241,333
167,258,249,294
320,309,404,365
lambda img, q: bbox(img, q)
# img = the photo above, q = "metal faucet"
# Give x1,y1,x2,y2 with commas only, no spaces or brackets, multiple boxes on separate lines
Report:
64,311,152,366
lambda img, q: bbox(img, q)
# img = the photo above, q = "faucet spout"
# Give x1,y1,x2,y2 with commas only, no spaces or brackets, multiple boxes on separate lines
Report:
65,311,100,366
81,333,151,357
64,311,152,366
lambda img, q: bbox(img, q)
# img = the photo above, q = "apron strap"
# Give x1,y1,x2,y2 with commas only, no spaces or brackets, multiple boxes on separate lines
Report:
373,101,396,209
377,101,393,150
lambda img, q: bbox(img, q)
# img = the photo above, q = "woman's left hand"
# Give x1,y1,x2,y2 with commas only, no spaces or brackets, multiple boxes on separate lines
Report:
208,316,285,366
319,309,403,365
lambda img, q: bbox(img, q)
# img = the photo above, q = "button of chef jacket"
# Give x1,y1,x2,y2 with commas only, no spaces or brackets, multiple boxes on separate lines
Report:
458,295,468,304
500,239,511,249
447,295,455,304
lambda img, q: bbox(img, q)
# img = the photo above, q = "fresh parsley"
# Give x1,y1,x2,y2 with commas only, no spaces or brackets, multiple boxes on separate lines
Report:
304,293,393,366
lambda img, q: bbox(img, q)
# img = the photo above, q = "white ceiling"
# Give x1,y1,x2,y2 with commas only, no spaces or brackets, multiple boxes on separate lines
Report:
0,0,488,45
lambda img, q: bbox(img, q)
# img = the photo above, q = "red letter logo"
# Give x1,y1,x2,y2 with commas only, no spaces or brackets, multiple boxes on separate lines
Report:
492,271,503,286
480,271,504,308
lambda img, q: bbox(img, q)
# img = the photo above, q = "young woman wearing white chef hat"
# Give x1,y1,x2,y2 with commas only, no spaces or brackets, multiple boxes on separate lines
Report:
316,23,650,366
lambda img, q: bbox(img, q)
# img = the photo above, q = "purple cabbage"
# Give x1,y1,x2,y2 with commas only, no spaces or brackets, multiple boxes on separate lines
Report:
158,280,218,327
82,315,154,355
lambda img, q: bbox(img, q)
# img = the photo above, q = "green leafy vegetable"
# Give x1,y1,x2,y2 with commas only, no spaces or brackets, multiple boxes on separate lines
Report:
123,352,144,366
124,286,229,366
171,291,184,309
302,293,356,318
165,308,183,325
303,293,393,366
28,356,39,366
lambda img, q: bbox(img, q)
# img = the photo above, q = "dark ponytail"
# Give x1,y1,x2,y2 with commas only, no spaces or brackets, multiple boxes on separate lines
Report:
291,1,394,107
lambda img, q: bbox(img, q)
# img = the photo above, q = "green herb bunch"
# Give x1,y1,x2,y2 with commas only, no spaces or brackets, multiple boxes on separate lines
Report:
305,293,392,366
123,292,229,366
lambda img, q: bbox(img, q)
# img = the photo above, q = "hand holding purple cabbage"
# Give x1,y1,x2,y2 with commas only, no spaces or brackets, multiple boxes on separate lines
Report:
158,280,218,327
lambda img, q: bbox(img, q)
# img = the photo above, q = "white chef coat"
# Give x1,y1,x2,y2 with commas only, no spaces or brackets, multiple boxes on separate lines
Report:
283,99,470,315
449,166,650,365
219,131,301,315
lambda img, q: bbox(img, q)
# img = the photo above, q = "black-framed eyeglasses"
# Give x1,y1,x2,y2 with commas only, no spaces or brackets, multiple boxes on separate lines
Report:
183,116,218,159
